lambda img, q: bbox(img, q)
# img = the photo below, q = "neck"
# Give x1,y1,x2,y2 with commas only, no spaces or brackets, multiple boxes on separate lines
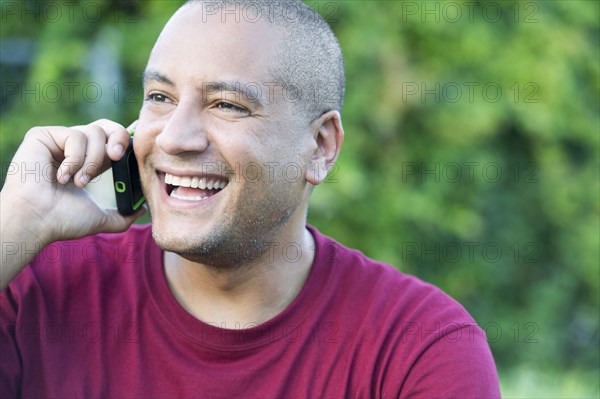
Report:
163,225,315,328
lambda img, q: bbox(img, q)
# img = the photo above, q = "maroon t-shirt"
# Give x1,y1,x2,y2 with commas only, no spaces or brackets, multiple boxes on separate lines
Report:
1,225,500,398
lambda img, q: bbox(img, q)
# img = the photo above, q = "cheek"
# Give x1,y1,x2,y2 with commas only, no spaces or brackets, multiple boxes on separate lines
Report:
132,121,163,157
214,131,260,165
131,126,161,186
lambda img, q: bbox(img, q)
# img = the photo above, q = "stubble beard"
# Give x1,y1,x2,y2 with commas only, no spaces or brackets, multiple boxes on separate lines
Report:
151,192,297,270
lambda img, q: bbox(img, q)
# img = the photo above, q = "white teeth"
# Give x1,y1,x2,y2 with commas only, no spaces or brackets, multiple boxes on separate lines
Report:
170,188,208,201
180,177,191,187
165,173,227,190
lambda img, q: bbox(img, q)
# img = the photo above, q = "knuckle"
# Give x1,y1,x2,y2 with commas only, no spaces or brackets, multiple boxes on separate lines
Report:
86,125,106,139
68,154,86,165
82,161,103,175
92,118,120,131
24,126,45,139
66,130,85,145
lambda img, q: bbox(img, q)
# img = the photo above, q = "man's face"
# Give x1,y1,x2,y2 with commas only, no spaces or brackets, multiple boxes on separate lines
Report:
134,7,316,266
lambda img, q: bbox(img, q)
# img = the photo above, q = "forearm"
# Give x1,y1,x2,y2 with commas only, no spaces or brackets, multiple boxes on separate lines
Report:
0,193,50,290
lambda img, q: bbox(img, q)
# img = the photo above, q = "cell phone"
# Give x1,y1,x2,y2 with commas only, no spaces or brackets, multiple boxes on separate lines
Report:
112,131,145,215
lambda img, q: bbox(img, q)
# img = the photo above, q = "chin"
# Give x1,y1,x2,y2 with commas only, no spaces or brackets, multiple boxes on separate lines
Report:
151,219,211,252
150,221,270,268
148,189,300,267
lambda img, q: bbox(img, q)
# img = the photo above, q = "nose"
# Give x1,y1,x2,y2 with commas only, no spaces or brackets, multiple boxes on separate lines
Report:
156,100,209,155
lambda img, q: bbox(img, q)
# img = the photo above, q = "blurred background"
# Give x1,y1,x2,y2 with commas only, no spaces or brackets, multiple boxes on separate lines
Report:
1,0,598,396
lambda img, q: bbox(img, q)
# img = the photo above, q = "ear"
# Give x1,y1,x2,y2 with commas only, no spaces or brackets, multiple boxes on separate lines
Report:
306,110,344,186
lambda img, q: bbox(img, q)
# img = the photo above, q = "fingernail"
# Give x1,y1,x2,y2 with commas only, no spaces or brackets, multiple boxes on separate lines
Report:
62,173,71,183
113,144,124,157
80,175,90,185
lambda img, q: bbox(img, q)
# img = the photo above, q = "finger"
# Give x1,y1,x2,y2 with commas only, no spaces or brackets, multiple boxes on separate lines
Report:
56,129,87,184
23,126,80,165
88,118,126,133
74,125,110,188
89,119,131,161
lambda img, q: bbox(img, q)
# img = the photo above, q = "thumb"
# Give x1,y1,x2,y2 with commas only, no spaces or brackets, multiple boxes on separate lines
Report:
98,206,147,234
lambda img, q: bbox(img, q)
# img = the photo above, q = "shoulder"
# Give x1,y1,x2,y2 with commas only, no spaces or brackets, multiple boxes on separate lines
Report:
310,225,474,327
309,226,501,397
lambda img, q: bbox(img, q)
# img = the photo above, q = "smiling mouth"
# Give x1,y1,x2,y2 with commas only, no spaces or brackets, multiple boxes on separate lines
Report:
164,172,229,201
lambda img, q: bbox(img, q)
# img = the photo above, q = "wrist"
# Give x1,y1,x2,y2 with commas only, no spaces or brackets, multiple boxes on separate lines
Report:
0,192,53,248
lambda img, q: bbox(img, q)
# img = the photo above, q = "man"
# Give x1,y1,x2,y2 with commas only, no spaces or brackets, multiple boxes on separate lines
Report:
0,1,501,397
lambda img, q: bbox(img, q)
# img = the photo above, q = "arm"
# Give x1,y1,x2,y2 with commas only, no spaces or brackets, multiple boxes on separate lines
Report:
0,119,145,291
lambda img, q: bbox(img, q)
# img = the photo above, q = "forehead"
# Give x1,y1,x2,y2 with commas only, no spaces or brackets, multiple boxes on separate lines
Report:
147,5,284,82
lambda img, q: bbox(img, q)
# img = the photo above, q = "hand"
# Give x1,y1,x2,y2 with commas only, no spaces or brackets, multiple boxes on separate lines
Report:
1,119,145,247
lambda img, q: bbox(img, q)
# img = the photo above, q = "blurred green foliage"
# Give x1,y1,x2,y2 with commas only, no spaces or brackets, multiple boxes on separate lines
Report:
1,0,598,396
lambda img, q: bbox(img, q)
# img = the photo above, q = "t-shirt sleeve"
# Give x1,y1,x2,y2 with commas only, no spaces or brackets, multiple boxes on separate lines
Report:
0,285,21,398
397,324,501,398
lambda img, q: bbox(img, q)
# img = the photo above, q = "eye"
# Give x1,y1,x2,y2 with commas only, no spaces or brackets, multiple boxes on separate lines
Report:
145,93,170,103
214,101,249,114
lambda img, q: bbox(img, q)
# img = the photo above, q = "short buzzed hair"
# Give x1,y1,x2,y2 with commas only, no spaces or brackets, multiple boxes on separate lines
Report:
184,0,345,121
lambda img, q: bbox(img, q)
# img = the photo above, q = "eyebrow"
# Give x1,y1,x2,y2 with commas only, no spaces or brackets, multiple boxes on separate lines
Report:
142,70,175,87
203,81,265,107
